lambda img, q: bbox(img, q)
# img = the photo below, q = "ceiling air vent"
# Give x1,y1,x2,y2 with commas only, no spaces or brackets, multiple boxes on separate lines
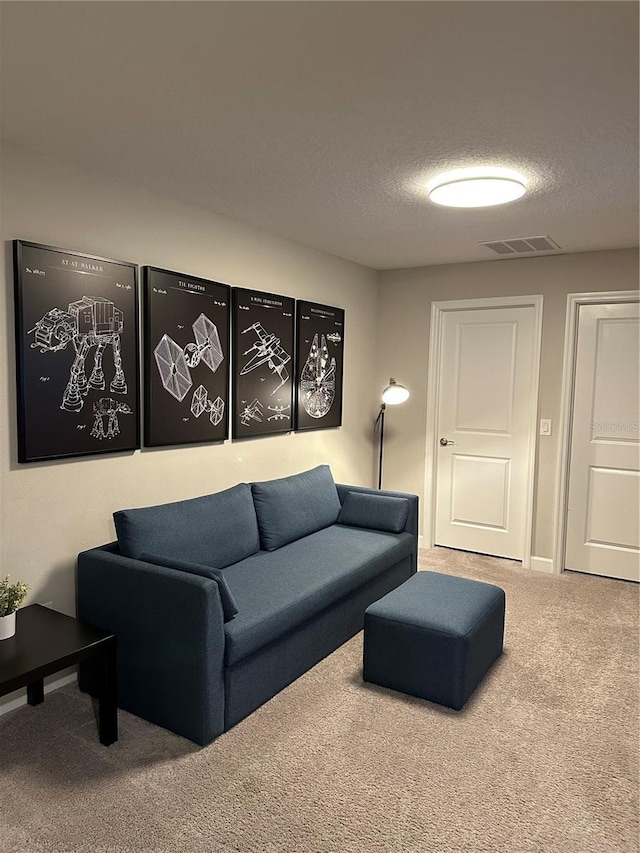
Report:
480,235,561,256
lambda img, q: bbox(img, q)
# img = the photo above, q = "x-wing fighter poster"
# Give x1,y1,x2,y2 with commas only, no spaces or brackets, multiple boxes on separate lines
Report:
13,240,140,463
295,301,344,431
143,267,231,447
232,288,294,438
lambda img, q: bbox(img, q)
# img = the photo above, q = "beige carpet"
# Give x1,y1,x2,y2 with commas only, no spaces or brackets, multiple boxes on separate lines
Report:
0,549,638,853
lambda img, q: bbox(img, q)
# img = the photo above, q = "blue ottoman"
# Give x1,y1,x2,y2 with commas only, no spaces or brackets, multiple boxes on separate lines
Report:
363,571,505,710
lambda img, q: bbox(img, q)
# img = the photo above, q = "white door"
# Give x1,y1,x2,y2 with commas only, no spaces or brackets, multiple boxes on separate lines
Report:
565,301,640,581
434,304,539,560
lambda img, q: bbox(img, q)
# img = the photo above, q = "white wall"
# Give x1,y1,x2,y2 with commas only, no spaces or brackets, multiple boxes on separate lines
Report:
376,249,639,559
2,142,637,717
0,143,380,619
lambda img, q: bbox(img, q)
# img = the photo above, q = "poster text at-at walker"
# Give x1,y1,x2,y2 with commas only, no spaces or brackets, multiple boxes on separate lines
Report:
13,240,140,462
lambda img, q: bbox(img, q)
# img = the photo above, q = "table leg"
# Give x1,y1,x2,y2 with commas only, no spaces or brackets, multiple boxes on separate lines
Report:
27,678,44,706
97,637,118,746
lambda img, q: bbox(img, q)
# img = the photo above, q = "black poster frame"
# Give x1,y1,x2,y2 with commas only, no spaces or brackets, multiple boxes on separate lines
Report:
294,300,345,431
143,267,231,447
13,240,140,463
231,288,295,439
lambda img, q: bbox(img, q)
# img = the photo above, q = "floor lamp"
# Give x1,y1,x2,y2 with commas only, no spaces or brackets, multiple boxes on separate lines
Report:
375,378,410,489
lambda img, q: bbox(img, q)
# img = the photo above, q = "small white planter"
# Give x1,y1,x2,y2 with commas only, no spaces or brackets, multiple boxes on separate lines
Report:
0,611,16,640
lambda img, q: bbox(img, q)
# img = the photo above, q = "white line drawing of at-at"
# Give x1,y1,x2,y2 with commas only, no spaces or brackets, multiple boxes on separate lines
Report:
240,322,290,394
29,296,127,412
299,334,337,419
154,313,224,402
91,397,133,440
240,399,263,426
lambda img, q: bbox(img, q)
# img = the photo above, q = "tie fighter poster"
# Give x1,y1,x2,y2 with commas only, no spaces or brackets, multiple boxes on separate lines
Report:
13,241,140,463
232,288,295,438
295,301,345,431
143,267,231,447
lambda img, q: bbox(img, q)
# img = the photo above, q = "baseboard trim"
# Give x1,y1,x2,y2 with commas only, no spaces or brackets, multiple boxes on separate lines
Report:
530,556,556,574
0,671,77,717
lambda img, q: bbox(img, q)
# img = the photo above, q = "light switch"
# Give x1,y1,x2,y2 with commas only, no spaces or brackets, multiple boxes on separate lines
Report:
540,418,552,436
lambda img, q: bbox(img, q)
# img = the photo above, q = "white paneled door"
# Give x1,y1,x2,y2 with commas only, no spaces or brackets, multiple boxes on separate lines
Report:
565,301,640,581
434,304,539,560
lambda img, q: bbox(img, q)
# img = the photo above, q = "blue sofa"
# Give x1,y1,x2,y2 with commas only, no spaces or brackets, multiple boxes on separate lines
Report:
77,466,418,745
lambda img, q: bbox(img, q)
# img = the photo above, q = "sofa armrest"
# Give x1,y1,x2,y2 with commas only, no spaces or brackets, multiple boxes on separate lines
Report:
77,543,226,745
336,484,419,548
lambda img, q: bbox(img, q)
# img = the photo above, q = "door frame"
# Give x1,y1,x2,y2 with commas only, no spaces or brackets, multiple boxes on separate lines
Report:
424,295,543,569
553,290,640,575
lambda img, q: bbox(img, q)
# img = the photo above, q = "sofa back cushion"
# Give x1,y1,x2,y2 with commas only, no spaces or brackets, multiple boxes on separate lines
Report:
251,465,342,551
338,490,410,533
114,483,260,568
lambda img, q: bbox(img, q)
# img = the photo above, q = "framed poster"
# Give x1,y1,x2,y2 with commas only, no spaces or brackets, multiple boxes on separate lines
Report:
143,267,230,447
13,240,140,463
232,288,294,438
295,301,345,431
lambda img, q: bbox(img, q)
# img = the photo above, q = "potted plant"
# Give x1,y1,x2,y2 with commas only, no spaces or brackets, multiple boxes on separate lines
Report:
0,575,29,640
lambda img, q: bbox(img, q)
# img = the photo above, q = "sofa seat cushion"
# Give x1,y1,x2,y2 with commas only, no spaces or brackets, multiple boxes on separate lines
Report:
113,483,260,568
222,525,414,666
251,465,342,551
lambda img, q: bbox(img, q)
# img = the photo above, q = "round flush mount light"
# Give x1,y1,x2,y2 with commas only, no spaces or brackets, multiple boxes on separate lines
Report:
428,168,527,208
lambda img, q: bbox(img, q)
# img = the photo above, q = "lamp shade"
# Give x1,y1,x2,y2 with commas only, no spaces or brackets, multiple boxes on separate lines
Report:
381,378,409,405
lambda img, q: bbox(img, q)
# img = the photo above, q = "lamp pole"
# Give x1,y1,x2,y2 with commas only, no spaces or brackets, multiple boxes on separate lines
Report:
375,403,386,490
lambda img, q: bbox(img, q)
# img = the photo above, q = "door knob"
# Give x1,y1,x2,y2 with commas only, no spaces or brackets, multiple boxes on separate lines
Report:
439,437,456,446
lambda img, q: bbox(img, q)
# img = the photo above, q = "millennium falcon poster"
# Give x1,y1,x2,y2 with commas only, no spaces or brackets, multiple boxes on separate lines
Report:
143,267,230,447
13,240,140,463
295,301,345,431
232,288,295,438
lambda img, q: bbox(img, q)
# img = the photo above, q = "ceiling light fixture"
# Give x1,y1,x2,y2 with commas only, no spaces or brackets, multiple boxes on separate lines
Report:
428,168,527,208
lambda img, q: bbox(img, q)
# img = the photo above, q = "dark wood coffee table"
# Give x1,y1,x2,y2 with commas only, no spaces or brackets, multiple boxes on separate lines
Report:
0,604,117,745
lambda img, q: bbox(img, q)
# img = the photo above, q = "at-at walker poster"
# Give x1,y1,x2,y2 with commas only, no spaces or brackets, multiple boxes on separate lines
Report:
232,288,294,438
144,267,230,447
295,300,344,431
13,241,140,463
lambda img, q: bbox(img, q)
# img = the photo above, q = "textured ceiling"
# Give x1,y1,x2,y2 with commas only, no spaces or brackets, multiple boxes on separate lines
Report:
1,1,638,270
